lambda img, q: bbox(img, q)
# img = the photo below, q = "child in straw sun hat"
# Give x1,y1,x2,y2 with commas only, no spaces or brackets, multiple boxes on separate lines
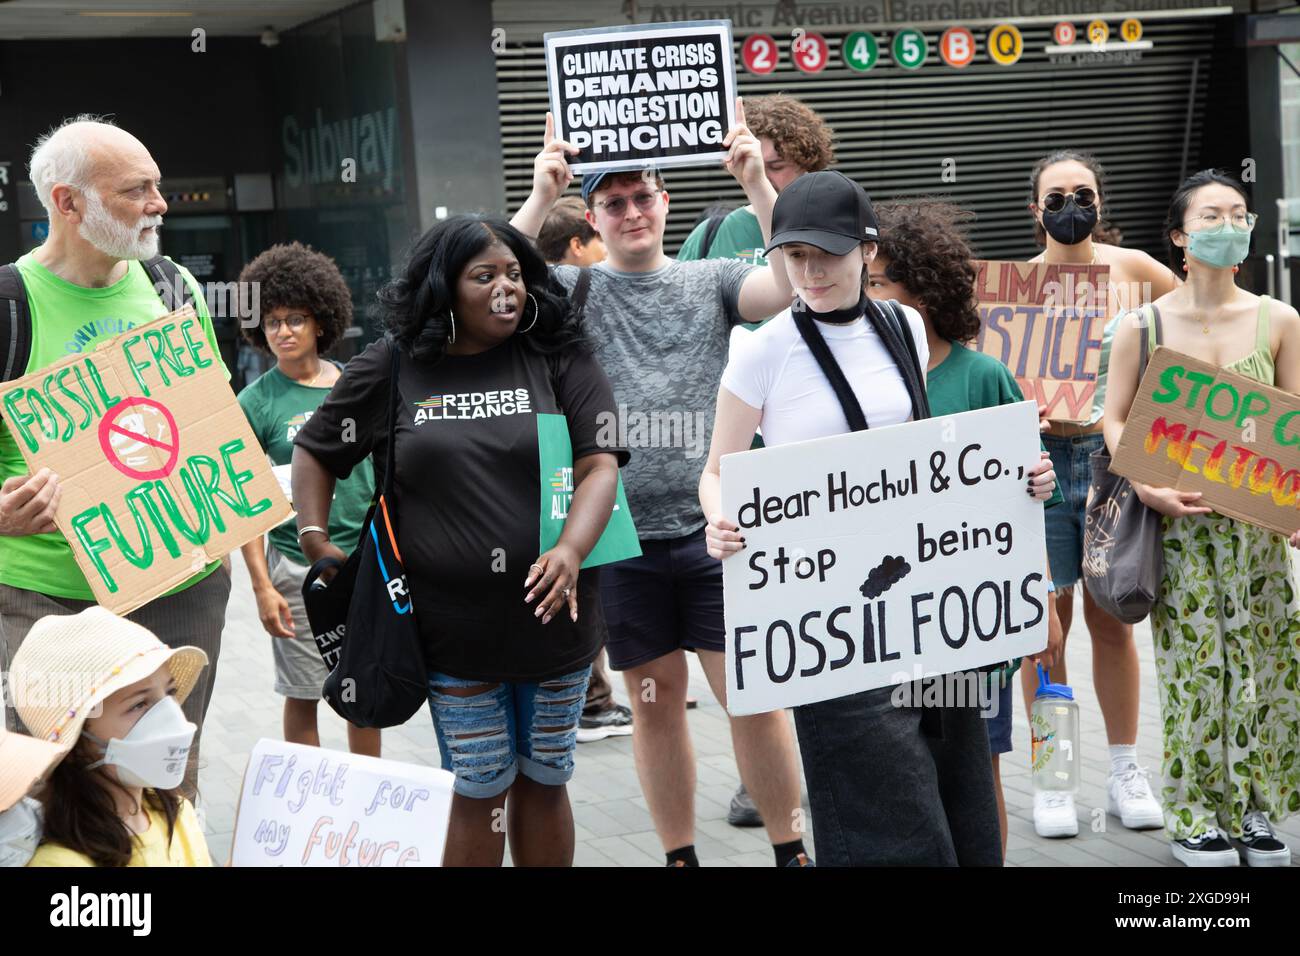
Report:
0,687,69,867
10,606,213,867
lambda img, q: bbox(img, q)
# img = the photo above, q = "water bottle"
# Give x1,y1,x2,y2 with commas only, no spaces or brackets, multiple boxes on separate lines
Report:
1030,664,1079,793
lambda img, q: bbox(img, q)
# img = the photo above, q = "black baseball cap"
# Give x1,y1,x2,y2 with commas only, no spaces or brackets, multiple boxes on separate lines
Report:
765,170,879,256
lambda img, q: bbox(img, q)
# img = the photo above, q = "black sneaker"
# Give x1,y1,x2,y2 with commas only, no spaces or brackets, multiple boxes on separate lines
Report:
576,703,633,743
784,852,815,867
727,783,763,827
1170,828,1240,867
1237,812,1291,867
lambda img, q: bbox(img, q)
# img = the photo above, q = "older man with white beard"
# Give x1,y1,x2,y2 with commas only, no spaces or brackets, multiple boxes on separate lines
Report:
0,116,232,802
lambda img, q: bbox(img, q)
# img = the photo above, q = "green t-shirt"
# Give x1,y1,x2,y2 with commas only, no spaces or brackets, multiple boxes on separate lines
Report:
237,367,374,565
0,254,228,600
927,341,1064,509
678,205,768,268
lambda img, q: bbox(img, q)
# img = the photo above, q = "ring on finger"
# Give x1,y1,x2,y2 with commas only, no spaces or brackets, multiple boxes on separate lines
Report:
562,587,572,597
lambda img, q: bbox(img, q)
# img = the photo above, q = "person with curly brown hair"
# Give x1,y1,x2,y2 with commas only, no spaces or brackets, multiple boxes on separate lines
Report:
679,94,835,269
235,242,380,757
869,199,1064,860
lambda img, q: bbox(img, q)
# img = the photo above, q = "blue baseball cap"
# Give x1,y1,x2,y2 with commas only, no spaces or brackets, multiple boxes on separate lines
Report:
581,167,662,204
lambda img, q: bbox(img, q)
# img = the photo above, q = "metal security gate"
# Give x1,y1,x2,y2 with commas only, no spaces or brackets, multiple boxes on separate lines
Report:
494,4,1224,261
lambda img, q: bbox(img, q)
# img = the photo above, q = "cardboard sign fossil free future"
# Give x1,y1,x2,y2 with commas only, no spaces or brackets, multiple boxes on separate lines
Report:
545,20,738,173
0,307,291,614
973,260,1111,424
1110,346,1300,537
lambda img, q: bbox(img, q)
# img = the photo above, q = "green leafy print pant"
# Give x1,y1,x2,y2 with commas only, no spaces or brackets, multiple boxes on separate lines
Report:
1150,512,1300,840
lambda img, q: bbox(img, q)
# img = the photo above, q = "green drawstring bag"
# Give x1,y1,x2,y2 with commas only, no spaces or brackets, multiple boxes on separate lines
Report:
537,413,641,568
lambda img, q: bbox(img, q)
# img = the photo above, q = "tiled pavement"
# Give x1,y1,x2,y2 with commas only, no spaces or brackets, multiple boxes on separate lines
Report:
198,551,1300,867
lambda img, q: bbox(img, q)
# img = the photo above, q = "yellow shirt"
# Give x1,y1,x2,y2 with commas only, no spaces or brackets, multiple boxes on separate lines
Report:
27,798,212,867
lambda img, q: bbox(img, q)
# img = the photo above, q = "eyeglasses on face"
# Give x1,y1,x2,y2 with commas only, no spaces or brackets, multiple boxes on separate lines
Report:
265,313,311,334
1185,211,1258,231
594,191,662,216
1041,188,1097,212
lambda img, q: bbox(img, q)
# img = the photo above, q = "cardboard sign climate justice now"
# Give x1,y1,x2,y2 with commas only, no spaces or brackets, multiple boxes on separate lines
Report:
720,402,1050,716
974,260,1111,424
1110,346,1300,537
0,306,291,614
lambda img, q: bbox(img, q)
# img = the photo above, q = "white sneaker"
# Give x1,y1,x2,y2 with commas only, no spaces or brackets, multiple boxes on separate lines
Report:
1171,828,1240,867
1107,764,1165,829
1236,812,1291,867
1033,790,1079,838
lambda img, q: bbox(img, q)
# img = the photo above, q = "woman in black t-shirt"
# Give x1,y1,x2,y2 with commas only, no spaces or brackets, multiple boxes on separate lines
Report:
292,216,628,867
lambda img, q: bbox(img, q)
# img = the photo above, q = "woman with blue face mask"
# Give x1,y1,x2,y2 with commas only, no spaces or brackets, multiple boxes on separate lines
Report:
10,607,212,867
0,716,67,867
1105,169,1300,867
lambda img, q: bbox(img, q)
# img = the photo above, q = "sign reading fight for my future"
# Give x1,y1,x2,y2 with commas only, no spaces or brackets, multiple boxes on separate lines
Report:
720,402,1050,716
231,739,455,867
974,260,1111,423
545,20,737,173
1111,346,1300,536
0,307,291,614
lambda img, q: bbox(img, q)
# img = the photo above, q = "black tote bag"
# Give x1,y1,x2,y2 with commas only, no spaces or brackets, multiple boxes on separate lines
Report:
1082,309,1165,624
302,340,428,728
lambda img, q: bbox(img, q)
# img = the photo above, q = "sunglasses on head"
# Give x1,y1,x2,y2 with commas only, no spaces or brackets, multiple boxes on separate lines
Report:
1041,188,1097,213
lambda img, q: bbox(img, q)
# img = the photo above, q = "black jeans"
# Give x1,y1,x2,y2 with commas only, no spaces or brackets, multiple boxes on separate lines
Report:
793,684,1002,866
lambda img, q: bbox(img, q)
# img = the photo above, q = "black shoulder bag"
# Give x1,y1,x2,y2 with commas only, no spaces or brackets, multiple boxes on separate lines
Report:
302,339,428,728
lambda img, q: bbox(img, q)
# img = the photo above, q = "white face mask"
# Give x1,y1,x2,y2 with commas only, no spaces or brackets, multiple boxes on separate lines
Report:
84,695,196,790
0,796,43,868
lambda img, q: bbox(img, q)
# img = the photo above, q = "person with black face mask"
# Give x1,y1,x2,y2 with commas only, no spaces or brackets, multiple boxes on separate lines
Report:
699,172,1058,865
1025,150,1181,840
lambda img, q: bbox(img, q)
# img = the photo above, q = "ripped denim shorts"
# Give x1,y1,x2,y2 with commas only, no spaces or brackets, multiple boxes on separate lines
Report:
426,667,593,798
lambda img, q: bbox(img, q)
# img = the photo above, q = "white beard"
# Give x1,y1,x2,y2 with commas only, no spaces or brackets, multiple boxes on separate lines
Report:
78,190,163,261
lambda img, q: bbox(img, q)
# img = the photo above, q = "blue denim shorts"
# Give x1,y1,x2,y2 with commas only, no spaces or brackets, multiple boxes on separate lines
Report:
981,671,1014,755
1042,432,1105,588
426,667,592,798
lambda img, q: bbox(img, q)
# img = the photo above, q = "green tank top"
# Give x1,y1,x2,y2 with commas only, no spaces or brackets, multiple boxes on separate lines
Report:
1147,295,1275,385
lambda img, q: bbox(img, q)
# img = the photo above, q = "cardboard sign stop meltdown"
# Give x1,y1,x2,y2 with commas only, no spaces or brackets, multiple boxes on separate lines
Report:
0,307,291,614
1110,346,1300,536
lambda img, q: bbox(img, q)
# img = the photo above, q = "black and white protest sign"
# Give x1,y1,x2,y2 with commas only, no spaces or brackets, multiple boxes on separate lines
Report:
720,402,1050,716
544,20,737,174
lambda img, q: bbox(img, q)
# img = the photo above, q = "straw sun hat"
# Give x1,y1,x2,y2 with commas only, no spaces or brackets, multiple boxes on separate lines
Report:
8,606,208,749
0,709,67,812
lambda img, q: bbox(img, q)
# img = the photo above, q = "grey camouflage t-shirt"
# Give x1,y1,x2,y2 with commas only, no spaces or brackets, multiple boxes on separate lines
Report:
553,258,754,539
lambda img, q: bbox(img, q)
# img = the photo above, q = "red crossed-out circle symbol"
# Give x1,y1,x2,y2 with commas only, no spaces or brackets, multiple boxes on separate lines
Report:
97,397,181,481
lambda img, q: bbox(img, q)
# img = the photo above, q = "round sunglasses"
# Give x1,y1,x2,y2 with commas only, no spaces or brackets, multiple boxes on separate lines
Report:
1041,188,1097,213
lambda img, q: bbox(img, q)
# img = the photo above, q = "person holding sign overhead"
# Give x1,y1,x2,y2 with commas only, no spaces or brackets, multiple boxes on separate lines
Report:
1024,150,1179,838
291,215,627,867
12,607,212,867
510,98,812,868
234,243,381,759
1105,170,1300,867
0,117,232,803
700,172,1058,866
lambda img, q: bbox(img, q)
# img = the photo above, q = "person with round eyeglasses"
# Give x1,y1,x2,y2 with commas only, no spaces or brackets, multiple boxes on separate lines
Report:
235,242,381,760
1105,168,1300,867
1023,150,1181,840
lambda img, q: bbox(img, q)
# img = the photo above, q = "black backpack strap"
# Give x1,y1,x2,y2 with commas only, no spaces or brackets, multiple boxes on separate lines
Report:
571,267,593,319
142,255,195,312
792,308,870,432
865,298,930,422
0,263,33,383
699,213,727,258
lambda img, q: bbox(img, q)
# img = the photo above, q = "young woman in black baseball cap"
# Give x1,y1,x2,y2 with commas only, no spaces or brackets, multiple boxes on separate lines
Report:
699,171,1057,866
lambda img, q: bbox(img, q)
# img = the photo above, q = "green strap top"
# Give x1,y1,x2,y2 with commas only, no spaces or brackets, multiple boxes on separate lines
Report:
1145,295,1275,386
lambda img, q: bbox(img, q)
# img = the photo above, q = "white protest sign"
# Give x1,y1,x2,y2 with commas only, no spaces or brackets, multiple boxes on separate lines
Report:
230,739,454,867
545,20,737,173
721,402,1050,716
